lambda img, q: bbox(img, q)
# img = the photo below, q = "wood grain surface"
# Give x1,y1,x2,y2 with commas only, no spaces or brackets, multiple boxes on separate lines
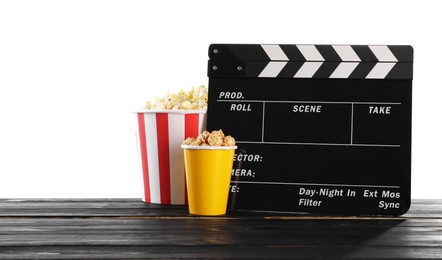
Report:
0,199,441,259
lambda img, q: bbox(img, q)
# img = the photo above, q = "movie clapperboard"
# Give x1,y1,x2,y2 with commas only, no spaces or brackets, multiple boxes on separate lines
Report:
206,44,413,215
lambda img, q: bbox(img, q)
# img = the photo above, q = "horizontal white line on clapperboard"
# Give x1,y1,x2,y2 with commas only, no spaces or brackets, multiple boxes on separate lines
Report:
217,100,402,105
230,181,400,189
236,141,400,148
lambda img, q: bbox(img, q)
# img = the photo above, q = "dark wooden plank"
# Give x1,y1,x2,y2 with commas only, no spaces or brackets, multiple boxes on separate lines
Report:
1,218,442,247
1,245,442,259
0,199,188,217
1,199,441,218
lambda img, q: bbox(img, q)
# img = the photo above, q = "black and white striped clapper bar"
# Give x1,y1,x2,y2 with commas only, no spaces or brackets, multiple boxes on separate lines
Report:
207,44,413,215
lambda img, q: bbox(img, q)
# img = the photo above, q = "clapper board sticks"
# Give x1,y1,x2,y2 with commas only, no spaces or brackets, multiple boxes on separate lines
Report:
206,44,413,215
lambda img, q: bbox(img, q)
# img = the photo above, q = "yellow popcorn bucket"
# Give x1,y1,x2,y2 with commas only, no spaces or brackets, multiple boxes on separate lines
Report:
181,145,237,216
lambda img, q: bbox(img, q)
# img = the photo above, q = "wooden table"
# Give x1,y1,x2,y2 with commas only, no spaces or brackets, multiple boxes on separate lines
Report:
0,199,441,259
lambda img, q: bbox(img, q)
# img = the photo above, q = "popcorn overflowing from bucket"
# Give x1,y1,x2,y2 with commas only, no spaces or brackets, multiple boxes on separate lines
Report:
183,129,236,147
144,85,208,110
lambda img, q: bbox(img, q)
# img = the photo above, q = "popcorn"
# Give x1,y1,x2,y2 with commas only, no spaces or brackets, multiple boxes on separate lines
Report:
182,137,196,145
207,130,224,146
223,136,236,146
183,130,236,147
144,85,208,110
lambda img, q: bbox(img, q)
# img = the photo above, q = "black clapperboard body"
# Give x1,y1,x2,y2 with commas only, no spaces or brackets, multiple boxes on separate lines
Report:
206,44,413,215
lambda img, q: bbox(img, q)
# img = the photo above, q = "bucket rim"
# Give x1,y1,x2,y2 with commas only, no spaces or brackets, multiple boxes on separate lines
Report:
181,145,237,150
134,109,206,114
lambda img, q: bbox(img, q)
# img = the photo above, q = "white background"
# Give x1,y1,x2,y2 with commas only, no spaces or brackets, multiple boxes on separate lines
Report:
0,0,440,198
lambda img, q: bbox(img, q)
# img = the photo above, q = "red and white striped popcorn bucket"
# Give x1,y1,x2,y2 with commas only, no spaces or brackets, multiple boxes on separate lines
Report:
135,110,206,205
